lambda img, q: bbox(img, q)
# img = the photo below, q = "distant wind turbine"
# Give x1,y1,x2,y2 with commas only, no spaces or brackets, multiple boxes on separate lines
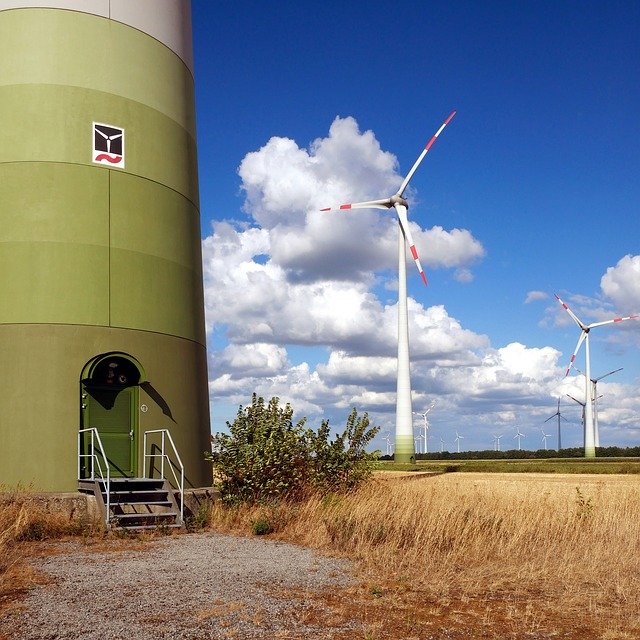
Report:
555,293,638,457
414,400,436,454
540,427,551,451
321,111,456,463
575,366,622,448
544,399,568,452
566,393,586,445
454,430,464,453
514,427,525,451
439,436,445,453
381,431,394,457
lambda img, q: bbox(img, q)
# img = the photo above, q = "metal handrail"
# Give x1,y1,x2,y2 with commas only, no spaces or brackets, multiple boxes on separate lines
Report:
143,429,184,523
78,428,111,525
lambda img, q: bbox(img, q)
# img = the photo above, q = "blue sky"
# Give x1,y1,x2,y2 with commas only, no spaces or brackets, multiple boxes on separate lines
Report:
191,1,640,452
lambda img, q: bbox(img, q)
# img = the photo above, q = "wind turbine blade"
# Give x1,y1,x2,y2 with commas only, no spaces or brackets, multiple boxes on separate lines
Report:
588,314,640,330
564,330,587,377
595,367,623,383
554,293,587,330
320,198,393,212
395,203,427,286
566,393,585,406
396,110,456,197
543,414,555,423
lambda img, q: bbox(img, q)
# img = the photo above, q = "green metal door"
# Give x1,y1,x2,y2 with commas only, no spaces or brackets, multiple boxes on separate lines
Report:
82,384,138,477
80,353,143,478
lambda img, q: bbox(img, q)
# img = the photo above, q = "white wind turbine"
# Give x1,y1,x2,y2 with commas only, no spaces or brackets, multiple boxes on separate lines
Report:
567,392,587,448
494,433,503,452
439,436,445,453
575,366,622,448
514,427,525,451
555,293,638,457
381,431,394,457
321,111,456,463
491,434,499,451
540,427,551,451
414,400,436,454
544,398,568,452
454,430,464,453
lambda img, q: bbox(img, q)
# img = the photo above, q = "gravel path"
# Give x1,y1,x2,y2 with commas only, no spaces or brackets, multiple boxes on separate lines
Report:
0,532,357,639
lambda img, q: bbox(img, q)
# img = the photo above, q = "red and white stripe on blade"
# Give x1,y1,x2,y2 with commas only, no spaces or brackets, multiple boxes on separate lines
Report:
554,293,586,330
589,313,640,329
397,110,456,197
565,331,587,377
395,203,427,286
319,198,392,212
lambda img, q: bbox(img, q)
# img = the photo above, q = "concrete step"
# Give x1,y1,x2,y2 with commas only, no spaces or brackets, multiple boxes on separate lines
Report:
111,511,179,528
78,478,184,530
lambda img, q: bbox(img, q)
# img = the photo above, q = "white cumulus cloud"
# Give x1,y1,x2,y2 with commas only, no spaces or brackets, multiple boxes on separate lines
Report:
236,116,485,284
601,254,640,314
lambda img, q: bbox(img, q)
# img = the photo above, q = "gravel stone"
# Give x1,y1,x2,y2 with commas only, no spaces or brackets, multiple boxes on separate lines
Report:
1,532,356,639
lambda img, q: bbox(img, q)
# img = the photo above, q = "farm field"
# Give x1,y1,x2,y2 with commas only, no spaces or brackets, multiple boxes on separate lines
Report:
2,468,639,639
374,456,640,475
213,470,640,639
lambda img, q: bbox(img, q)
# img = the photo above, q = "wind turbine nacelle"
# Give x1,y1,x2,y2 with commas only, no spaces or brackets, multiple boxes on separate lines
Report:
390,195,409,208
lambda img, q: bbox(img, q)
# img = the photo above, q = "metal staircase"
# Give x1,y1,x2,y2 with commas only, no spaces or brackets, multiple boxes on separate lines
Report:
79,477,183,530
78,428,185,530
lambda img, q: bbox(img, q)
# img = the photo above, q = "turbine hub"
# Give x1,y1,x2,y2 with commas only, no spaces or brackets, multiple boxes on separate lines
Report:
390,195,409,208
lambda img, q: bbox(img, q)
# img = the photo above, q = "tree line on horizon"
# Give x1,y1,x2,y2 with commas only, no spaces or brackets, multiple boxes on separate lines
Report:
379,445,640,461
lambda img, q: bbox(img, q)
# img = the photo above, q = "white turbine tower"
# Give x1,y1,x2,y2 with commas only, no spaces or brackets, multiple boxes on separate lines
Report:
414,400,436,454
540,427,551,451
514,427,525,451
321,111,456,463
454,430,463,453
381,431,394,457
491,434,499,451
567,393,586,445
495,433,503,452
555,294,638,457
439,436,445,453
544,398,568,452
575,366,622,448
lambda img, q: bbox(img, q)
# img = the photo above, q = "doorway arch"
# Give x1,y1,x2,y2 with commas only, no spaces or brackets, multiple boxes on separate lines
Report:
80,353,146,477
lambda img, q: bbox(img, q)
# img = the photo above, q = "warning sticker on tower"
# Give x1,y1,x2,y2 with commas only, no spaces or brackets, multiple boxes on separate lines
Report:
92,122,125,168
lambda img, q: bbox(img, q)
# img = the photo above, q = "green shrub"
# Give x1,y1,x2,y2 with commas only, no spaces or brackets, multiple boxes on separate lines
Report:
251,516,272,536
206,394,380,504
575,487,594,520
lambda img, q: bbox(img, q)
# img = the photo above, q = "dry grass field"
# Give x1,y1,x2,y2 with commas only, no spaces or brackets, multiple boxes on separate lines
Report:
210,472,640,639
1,472,639,638
0,491,87,609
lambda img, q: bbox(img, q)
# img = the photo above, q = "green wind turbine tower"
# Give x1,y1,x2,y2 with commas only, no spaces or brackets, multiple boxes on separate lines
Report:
0,1,211,491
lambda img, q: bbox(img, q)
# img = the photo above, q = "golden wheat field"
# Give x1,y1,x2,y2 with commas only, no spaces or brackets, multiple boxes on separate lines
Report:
210,472,640,639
